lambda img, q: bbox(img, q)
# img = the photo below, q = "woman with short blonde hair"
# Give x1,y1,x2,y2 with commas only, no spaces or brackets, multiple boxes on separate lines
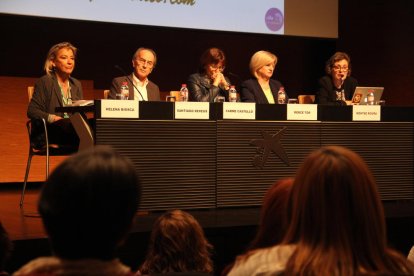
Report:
240,50,286,103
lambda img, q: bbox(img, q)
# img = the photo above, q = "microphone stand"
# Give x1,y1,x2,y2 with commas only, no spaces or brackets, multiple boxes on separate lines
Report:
114,65,146,101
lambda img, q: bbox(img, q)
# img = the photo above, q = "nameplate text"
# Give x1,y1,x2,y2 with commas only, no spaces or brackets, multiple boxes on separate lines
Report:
101,100,139,118
175,102,210,119
223,102,256,120
287,104,317,120
353,105,381,121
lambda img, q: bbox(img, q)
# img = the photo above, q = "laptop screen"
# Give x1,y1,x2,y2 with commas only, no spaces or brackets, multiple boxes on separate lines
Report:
351,87,384,105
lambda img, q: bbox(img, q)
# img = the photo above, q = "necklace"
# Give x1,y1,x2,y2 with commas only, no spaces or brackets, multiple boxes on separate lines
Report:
57,80,72,118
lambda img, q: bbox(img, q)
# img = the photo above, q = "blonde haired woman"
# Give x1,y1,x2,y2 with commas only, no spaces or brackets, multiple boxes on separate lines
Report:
27,42,83,148
240,50,286,103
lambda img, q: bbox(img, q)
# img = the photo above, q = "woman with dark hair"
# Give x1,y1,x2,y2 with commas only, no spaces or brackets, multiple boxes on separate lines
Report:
27,42,83,148
229,146,414,275
138,210,213,275
187,47,231,102
14,146,141,276
221,178,293,275
315,51,358,105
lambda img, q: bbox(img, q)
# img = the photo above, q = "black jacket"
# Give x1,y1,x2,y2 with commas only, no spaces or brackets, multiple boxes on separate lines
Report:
187,73,230,102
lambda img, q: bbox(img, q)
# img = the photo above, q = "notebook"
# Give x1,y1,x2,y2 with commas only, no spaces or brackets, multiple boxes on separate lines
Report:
351,86,384,105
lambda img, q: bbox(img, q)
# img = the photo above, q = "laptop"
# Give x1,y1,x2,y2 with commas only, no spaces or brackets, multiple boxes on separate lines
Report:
351,86,384,105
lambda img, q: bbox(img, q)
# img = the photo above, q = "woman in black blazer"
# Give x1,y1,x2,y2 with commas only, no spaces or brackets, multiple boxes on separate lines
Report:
315,51,358,105
27,42,83,148
240,50,286,104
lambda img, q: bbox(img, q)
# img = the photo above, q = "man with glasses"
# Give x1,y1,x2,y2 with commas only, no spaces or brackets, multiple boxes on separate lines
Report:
109,47,160,101
315,52,358,105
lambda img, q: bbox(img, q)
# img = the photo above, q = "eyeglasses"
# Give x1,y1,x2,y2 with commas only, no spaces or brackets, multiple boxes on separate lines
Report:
209,65,225,72
136,58,154,67
332,65,349,72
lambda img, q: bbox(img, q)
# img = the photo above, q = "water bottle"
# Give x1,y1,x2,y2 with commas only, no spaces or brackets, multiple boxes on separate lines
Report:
180,84,189,102
367,91,375,105
120,81,129,100
277,86,286,104
229,85,237,102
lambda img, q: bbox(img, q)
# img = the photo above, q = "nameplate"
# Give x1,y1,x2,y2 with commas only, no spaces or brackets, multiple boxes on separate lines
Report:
175,102,210,119
223,102,256,120
353,105,381,121
287,104,317,120
101,100,139,118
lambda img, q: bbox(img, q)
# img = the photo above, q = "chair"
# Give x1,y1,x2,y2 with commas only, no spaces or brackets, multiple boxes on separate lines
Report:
20,86,78,207
169,91,182,102
103,89,110,99
298,94,315,104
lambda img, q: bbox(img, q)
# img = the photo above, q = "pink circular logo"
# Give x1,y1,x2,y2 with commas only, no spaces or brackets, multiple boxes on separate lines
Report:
265,8,284,32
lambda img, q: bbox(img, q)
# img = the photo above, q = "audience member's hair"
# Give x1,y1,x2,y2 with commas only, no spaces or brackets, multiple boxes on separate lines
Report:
221,178,293,275
246,178,292,250
139,210,213,274
0,222,13,273
38,145,140,260
282,145,414,275
199,47,226,74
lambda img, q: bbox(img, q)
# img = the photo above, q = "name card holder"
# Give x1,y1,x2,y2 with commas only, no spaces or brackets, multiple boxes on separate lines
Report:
175,102,210,119
100,99,139,118
287,104,318,121
352,105,381,121
223,102,256,120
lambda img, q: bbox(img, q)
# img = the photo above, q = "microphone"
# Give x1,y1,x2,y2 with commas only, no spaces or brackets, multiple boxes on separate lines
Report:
114,65,146,101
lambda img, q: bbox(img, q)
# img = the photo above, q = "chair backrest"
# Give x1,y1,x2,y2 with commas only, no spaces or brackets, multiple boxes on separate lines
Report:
28,86,34,102
169,91,182,102
298,94,315,104
103,89,110,99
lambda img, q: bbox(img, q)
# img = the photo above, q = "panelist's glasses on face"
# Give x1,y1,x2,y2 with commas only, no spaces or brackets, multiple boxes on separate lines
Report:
333,65,348,72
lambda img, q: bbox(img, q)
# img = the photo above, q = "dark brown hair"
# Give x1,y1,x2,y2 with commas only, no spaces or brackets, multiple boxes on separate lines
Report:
283,146,414,275
325,51,352,76
199,47,226,74
39,146,140,260
248,178,292,250
139,210,213,274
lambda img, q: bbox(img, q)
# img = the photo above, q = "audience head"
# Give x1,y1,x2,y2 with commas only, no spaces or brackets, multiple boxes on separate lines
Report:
139,209,213,274
283,145,414,275
44,42,77,76
0,222,13,272
249,50,278,80
247,178,293,250
199,47,226,78
38,145,140,260
325,51,352,83
132,47,157,81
